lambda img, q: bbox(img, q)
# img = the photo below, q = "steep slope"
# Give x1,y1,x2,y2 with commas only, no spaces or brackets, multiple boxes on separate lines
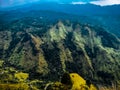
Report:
0,19,120,88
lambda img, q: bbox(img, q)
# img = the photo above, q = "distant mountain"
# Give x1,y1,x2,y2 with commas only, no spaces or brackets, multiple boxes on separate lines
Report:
1,3,120,15
1,3,120,37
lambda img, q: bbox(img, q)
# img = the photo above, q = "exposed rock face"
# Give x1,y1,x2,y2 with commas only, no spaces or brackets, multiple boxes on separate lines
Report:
0,20,120,85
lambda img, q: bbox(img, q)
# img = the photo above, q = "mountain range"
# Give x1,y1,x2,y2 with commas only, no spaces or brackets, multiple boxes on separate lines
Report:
0,3,120,90
1,3,120,36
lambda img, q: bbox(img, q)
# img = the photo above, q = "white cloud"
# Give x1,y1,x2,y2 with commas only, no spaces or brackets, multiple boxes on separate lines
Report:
71,1,86,5
90,0,120,6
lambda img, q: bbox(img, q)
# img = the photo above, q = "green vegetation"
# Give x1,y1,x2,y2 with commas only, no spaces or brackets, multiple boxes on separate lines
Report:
45,73,97,90
0,83,30,90
0,20,120,89
0,60,4,67
14,72,29,82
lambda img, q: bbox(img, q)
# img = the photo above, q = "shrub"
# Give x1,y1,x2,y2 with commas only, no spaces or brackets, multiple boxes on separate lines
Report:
14,72,29,82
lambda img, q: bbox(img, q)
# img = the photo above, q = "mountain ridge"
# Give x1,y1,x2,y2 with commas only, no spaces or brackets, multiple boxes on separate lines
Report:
0,20,120,86
1,3,120,15
1,4,120,37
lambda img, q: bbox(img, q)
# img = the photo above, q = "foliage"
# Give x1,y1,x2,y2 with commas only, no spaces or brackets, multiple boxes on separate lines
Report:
45,82,65,90
0,83,30,90
14,72,29,82
45,73,97,90
0,60,4,67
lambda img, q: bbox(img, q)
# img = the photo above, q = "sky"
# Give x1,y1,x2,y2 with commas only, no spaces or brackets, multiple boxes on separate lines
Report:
0,0,120,7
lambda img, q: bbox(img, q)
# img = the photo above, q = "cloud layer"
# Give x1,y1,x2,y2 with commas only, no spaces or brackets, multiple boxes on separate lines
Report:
90,0,120,6
0,0,120,7
72,0,120,6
